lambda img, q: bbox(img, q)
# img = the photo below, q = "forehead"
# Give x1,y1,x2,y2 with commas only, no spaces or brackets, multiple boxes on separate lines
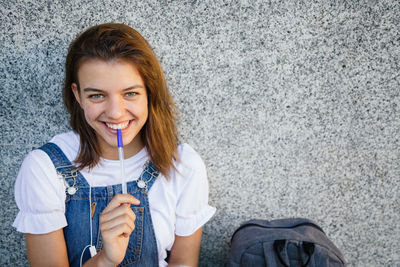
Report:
77,59,144,90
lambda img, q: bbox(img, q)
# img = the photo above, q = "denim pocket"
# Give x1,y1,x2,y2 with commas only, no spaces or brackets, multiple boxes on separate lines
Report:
96,206,144,265
121,206,144,265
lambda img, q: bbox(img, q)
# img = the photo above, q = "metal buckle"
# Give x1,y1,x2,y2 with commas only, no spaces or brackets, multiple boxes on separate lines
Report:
136,162,159,191
56,165,78,195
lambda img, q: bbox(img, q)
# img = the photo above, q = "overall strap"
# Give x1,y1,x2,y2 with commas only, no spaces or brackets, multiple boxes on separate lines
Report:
38,142,89,188
137,161,160,192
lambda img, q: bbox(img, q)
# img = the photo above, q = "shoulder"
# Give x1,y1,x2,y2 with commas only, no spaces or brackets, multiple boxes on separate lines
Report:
18,130,79,183
175,143,206,174
19,149,50,175
48,131,80,162
15,132,75,201
18,146,59,186
177,143,202,160
163,144,208,193
151,144,208,198
49,130,79,144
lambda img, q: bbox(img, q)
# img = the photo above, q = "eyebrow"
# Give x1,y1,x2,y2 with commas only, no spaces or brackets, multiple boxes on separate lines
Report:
82,85,144,92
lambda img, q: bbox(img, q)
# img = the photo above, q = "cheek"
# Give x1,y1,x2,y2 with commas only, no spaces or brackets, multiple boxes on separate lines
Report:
133,99,148,120
84,112,93,125
81,104,99,124
142,102,149,121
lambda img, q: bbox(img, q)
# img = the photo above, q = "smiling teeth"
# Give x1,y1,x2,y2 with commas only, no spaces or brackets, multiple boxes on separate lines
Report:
106,121,129,130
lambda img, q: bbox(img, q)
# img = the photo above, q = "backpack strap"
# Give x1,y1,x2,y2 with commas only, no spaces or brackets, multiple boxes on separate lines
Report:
231,218,325,244
274,239,315,267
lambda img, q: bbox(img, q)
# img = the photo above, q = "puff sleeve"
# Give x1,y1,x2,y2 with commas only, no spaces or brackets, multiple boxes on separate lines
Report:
173,144,216,236
13,149,67,234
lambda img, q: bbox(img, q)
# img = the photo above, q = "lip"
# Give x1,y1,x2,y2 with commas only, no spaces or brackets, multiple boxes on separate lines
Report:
102,120,133,134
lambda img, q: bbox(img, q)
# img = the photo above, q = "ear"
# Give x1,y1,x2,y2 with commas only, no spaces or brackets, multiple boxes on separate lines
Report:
71,83,82,106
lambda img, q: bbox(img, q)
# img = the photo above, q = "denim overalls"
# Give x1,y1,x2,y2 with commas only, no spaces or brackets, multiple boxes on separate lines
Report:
39,142,159,267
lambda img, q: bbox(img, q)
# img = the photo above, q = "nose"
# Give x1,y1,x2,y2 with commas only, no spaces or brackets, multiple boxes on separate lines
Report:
106,95,125,119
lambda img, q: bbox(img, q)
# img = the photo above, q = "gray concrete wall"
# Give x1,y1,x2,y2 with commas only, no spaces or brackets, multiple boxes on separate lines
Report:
1,1,399,266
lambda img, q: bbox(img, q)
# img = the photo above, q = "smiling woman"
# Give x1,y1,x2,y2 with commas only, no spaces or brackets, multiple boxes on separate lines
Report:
13,23,216,267
71,59,148,160
64,24,178,176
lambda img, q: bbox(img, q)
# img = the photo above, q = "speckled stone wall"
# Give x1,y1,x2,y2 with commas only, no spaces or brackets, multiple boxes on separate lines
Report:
1,1,399,266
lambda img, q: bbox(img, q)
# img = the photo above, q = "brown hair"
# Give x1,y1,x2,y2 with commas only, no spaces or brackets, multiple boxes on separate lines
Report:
63,23,178,177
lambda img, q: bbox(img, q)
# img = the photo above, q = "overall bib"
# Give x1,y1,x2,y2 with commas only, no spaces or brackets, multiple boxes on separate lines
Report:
39,142,159,267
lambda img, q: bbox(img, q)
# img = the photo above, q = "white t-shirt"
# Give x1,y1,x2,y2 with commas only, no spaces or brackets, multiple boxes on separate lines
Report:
13,131,216,266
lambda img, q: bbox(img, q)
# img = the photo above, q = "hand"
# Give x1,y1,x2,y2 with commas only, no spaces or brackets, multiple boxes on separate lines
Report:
98,194,140,266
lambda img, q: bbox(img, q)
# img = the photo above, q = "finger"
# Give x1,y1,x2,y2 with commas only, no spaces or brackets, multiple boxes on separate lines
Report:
102,194,140,213
101,221,135,240
100,217,135,237
100,204,136,225
101,211,136,231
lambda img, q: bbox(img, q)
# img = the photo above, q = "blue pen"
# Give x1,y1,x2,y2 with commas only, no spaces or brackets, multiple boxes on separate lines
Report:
117,129,127,194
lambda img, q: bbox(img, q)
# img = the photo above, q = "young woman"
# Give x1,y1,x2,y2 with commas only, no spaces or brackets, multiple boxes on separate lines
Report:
13,23,216,267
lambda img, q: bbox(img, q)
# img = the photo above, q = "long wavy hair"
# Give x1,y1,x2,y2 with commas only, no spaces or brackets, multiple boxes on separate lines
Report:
63,23,178,177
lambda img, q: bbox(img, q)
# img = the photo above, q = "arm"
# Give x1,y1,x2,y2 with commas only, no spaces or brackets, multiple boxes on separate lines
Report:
26,230,69,267
25,228,125,267
167,228,203,267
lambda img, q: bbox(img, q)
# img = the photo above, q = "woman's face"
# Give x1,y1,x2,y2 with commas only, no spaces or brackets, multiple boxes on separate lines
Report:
72,59,148,159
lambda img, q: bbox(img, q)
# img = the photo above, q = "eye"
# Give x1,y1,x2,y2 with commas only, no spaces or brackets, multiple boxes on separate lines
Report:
125,91,137,97
88,94,104,99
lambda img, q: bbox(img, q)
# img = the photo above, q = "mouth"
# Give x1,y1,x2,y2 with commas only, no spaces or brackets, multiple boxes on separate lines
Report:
105,121,131,130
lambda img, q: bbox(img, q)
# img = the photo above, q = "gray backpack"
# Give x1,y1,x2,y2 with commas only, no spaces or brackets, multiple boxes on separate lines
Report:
228,218,346,267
